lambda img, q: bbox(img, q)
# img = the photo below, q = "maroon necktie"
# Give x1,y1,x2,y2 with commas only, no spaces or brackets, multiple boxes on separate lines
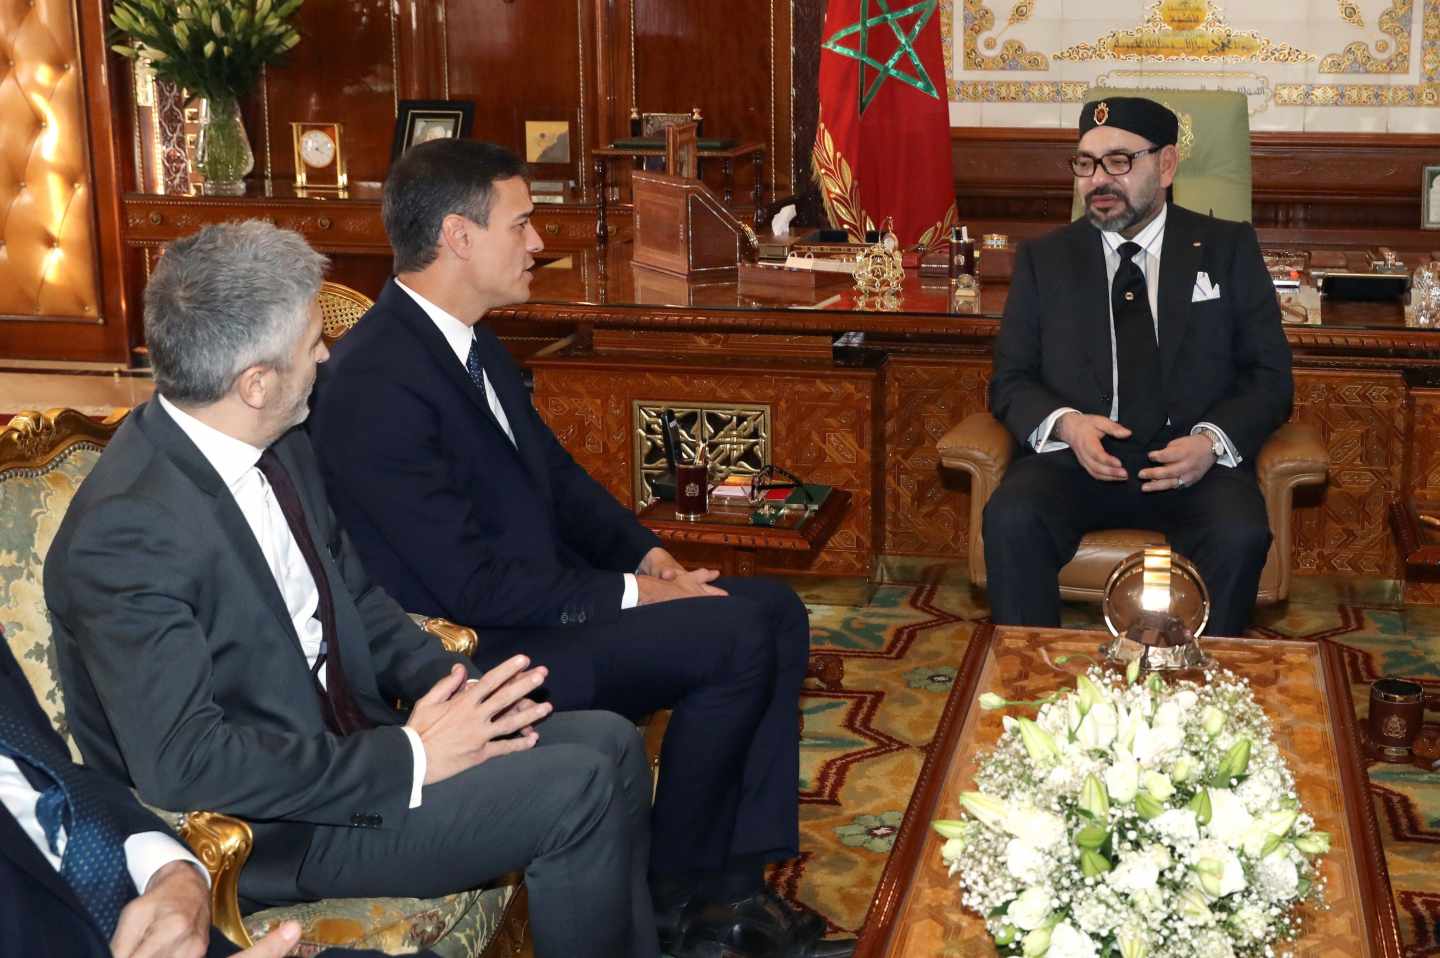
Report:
257,448,373,735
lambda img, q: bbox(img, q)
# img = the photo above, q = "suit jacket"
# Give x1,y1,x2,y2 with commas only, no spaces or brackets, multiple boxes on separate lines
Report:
43,400,475,904
310,279,661,630
989,204,1293,463
0,640,167,956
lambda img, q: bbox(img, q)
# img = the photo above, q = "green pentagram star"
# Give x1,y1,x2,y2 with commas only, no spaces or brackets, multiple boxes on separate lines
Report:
821,0,940,114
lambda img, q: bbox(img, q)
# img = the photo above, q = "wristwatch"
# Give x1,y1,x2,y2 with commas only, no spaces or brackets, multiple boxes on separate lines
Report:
1198,427,1226,461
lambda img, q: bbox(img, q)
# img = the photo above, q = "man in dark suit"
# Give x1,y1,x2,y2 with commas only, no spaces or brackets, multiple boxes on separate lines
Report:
43,222,658,958
309,140,848,958
985,97,1294,637
0,636,371,958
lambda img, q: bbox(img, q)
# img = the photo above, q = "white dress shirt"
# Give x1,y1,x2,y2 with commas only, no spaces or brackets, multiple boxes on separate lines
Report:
157,396,427,807
1029,205,1240,467
0,754,205,895
394,280,643,610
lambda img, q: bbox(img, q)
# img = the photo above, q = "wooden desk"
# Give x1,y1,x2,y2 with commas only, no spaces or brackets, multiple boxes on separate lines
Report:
638,490,851,576
855,625,1401,957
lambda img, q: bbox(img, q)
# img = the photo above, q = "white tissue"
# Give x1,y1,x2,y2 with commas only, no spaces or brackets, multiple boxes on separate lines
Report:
771,204,798,237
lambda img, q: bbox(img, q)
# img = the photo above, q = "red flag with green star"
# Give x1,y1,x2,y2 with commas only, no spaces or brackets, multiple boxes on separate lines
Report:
814,0,956,248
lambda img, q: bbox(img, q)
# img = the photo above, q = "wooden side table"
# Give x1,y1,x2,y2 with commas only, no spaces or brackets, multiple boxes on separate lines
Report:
637,489,850,576
1390,498,1440,604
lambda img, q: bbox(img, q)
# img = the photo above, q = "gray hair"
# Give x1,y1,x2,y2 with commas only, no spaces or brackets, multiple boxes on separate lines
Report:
144,221,328,404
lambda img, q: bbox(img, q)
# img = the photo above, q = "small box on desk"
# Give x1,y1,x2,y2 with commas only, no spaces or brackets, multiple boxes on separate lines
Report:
632,171,748,277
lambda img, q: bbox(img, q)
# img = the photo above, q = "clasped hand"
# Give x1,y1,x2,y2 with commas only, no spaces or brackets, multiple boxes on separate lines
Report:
635,546,727,604
1056,413,1216,491
407,657,554,786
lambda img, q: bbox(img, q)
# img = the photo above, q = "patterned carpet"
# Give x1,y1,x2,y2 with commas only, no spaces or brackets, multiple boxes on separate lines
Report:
777,567,1440,954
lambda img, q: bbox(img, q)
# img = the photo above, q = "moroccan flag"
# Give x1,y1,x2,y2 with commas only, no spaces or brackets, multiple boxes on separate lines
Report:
814,0,956,248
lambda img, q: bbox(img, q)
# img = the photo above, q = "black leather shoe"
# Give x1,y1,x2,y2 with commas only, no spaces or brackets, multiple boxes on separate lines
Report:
655,892,693,954
674,888,856,958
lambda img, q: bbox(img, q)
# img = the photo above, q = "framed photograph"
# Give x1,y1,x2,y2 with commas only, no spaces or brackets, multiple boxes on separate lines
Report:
391,100,474,160
291,121,347,190
665,122,699,180
525,121,571,164
1425,165,1440,230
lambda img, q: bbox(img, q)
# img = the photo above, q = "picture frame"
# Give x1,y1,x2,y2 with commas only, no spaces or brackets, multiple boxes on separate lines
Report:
391,100,474,160
1424,165,1440,230
291,121,347,190
665,122,699,180
525,120,571,165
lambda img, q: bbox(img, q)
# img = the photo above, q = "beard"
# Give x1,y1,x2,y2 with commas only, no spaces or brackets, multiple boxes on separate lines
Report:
1084,182,1162,234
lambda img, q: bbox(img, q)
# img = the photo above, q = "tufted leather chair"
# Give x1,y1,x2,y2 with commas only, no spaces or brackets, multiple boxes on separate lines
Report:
0,0,101,319
937,413,1328,606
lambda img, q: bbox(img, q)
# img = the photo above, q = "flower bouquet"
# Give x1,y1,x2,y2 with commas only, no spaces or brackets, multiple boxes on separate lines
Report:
932,663,1330,958
109,0,305,193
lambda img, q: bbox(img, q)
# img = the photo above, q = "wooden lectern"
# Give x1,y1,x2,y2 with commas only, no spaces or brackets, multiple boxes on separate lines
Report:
631,170,750,277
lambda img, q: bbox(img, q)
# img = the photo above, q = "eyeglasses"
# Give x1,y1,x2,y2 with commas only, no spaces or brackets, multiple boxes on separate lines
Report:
1069,146,1162,177
747,464,815,508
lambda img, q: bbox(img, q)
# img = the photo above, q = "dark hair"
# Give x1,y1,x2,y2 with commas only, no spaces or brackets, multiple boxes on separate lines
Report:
382,139,528,274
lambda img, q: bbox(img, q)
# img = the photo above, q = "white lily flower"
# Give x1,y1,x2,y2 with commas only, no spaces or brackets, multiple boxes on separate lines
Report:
959,792,1010,832
1193,840,1247,897
979,692,1007,710
1178,886,1214,923
1204,788,1255,848
1140,770,1174,802
1170,754,1196,783
1132,719,1183,767
1022,926,1053,957
1007,886,1055,931
1004,806,1067,849
1075,701,1118,751
1201,706,1226,738
1117,930,1148,958
1047,921,1099,958
1104,751,1139,803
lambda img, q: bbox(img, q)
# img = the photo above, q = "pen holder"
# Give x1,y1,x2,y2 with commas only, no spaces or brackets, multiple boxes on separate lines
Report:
1369,677,1424,761
675,463,711,520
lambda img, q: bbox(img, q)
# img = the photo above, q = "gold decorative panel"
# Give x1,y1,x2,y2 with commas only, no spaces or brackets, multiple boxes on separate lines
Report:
0,0,100,321
631,401,771,505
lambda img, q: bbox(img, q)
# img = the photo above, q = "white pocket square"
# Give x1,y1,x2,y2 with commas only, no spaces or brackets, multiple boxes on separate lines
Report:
1192,271,1221,302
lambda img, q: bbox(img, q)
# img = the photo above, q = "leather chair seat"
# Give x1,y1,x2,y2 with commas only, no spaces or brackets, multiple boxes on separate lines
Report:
937,412,1328,606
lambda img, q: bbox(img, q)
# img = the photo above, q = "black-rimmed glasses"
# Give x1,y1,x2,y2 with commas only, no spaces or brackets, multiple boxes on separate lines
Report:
747,464,816,508
1069,146,1162,177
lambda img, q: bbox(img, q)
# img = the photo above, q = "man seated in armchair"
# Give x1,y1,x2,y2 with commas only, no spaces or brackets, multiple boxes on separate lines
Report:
42,221,658,958
984,97,1293,637
309,139,849,958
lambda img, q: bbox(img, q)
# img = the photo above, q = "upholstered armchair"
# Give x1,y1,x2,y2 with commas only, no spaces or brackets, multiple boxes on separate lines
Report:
937,412,1328,606
0,408,526,956
1071,87,1253,224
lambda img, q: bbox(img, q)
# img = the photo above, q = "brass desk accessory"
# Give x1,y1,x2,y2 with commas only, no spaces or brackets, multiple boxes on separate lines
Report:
1100,546,1213,672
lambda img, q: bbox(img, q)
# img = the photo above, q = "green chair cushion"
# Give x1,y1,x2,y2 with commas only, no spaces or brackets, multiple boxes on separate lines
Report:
1071,87,1252,223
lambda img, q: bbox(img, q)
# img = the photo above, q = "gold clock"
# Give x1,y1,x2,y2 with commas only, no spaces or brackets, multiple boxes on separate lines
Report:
291,122,347,190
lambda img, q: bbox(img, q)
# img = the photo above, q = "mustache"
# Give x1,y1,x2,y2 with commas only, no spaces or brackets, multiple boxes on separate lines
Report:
1087,186,1125,201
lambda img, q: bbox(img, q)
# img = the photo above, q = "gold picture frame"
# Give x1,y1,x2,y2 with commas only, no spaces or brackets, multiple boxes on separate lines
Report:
291,121,347,190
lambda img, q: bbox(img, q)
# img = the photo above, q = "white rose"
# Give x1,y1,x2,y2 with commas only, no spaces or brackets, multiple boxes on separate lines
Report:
1132,720,1183,767
1255,853,1301,901
1104,752,1139,803
1046,921,1099,958
1007,885,1055,931
1075,701,1118,751
1005,837,1049,884
1107,846,1167,895
1151,808,1200,846
1171,689,1198,713
1152,699,1183,730
1005,806,1067,850
1204,788,1255,848
1193,840,1247,897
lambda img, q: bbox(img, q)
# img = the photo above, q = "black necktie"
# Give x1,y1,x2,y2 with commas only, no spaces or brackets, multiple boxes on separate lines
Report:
256,449,373,736
1112,240,1165,446
0,701,133,937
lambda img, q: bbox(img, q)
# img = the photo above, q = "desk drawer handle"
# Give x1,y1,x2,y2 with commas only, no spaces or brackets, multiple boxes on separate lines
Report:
318,216,332,230
544,223,560,236
148,211,163,226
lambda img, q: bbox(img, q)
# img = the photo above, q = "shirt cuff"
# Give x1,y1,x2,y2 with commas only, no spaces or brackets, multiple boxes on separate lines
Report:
1193,422,1241,467
401,725,427,808
621,572,639,610
124,832,208,893
1031,407,1081,453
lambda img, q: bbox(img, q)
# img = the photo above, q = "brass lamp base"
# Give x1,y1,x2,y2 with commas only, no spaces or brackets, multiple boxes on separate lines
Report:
1100,546,1213,672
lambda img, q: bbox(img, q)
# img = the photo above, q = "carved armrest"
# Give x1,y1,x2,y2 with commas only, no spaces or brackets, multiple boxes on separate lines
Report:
1256,422,1328,501
180,810,255,948
410,613,479,657
936,411,1016,501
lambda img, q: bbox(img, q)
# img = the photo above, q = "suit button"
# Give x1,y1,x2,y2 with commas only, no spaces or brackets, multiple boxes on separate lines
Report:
1101,392,1112,403
369,814,383,827
577,612,587,624
560,612,569,625
350,814,364,826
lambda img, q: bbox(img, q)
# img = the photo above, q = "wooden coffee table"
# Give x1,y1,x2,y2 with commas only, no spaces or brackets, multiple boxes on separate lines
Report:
637,489,850,576
855,625,1402,957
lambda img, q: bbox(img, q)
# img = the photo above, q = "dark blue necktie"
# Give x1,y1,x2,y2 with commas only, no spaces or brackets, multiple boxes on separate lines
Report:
0,703,133,937
466,333,512,440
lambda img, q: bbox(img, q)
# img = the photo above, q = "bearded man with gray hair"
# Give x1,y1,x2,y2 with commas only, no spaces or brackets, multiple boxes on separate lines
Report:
983,97,1293,637
44,221,659,958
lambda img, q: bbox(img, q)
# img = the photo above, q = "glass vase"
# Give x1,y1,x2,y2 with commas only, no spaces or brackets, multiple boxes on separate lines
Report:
195,96,253,196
